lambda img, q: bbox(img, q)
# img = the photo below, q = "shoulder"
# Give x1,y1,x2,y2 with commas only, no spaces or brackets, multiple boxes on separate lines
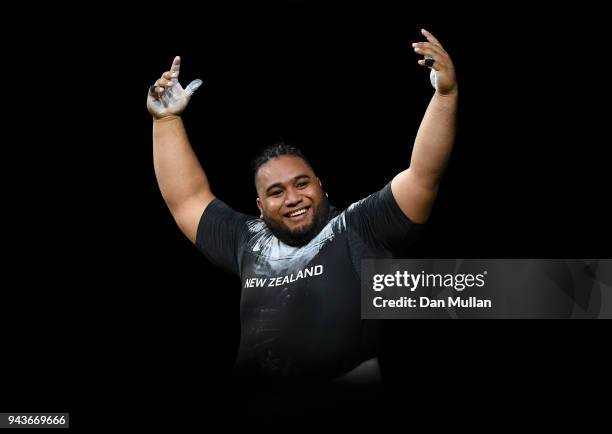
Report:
341,183,396,221
196,198,259,247
201,199,256,226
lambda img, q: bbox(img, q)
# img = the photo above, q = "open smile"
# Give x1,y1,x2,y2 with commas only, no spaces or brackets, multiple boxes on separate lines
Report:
284,206,312,222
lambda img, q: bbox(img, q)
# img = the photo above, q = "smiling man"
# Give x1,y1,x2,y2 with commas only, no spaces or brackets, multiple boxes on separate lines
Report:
253,146,330,248
148,29,458,380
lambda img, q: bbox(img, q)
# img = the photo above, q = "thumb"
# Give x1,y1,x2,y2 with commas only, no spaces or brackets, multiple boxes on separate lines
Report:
185,79,203,97
430,69,438,90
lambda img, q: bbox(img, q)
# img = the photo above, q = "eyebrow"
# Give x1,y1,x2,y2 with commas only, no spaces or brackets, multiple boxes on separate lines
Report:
265,174,311,194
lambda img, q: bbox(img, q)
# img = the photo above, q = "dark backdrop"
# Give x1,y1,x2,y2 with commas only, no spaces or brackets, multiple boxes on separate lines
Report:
3,2,610,429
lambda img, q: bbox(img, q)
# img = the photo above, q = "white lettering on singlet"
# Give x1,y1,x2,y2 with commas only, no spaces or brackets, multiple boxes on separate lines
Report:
244,265,324,289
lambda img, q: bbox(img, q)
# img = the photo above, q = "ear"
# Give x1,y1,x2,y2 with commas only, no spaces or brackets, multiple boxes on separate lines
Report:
318,178,328,197
256,197,264,219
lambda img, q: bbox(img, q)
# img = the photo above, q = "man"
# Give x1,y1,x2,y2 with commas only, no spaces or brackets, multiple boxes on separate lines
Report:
147,29,457,380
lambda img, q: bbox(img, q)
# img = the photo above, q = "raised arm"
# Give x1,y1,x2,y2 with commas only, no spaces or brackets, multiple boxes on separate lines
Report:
391,29,458,224
147,56,215,243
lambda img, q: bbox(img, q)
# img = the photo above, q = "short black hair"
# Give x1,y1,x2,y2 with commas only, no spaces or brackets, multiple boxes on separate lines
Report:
252,142,313,184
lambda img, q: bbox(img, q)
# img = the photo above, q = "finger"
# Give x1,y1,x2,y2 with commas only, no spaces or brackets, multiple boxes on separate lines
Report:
162,71,179,81
185,79,203,97
412,42,446,59
421,28,443,48
414,48,446,67
413,40,447,55
417,58,444,71
150,79,165,98
170,56,181,77
157,78,172,88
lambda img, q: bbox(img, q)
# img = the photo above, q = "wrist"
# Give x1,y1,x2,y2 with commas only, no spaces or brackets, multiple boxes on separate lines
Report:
153,114,182,123
435,88,459,98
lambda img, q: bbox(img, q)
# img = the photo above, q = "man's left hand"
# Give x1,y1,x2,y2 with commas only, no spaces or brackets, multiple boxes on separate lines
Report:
412,29,458,96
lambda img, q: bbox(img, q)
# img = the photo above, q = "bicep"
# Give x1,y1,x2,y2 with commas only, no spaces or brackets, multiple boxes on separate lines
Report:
391,169,438,225
172,191,216,244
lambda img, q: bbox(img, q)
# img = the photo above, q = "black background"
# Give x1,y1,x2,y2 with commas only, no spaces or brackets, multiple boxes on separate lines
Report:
3,2,610,429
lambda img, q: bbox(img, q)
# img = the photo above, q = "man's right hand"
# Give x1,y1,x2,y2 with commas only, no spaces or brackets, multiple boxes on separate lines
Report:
147,56,203,119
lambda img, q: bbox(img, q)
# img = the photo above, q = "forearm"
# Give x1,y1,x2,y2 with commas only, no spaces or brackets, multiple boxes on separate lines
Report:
153,115,211,213
409,92,458,190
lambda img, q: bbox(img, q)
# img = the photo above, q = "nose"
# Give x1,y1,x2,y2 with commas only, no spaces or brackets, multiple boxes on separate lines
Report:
284,187,302,207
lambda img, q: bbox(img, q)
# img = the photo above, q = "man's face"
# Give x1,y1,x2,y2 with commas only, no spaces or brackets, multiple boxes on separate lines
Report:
256,155,329,247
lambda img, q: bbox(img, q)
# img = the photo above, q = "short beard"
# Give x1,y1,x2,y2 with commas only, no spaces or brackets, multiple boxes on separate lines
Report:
263,196,330,247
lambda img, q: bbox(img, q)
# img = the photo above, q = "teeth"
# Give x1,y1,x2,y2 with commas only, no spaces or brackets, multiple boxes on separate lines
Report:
288,208,308,217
